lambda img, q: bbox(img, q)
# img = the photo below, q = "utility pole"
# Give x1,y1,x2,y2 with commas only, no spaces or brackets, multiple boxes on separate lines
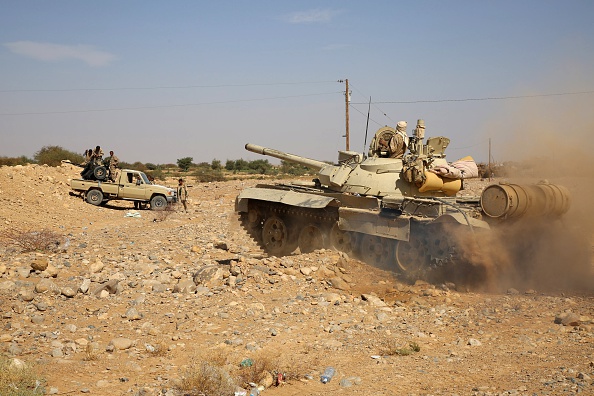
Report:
345,79,350,151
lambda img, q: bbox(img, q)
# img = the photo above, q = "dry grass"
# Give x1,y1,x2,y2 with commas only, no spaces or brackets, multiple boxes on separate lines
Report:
178,360,236,396
0,356,46,396
0,228,64,253
235,349,308,386
83,343,100,361
175,347,310,395
146,338,169,357
379,340,421,356
235,351,276,386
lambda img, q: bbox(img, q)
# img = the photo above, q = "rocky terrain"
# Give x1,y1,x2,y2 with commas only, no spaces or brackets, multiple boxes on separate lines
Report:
1,163,594,396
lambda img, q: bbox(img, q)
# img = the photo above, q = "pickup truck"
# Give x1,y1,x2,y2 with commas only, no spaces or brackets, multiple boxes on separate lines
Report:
70,169,177,210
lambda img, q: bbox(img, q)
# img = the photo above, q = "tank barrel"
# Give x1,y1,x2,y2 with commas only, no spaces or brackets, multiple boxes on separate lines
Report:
245,143,328,171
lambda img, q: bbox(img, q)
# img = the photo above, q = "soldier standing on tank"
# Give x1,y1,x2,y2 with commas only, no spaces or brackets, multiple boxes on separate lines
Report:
177,178,188,212
388,121,408,159
108,150,119,182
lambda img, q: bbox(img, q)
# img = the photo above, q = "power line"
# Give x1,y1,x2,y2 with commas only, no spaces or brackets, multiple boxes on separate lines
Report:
348,103,384,128
0,80,338,93
0,91,342,116
352,90,594,105
349,82,396,123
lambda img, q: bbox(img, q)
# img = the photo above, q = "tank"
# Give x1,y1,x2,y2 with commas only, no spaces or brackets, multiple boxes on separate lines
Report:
235,120,572,283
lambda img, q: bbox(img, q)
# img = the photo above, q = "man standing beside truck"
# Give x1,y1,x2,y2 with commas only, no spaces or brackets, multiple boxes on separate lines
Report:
108,150,119,182
177,178,188,212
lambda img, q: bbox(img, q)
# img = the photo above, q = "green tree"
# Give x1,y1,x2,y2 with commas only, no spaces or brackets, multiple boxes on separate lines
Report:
211,159,222,170
177,157,193,172
248,159,272,174
34,146,84,166
145,163,157,170
225,159,235,171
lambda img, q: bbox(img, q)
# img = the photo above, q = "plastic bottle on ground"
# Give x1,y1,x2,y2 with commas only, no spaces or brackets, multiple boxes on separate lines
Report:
320,367,336,384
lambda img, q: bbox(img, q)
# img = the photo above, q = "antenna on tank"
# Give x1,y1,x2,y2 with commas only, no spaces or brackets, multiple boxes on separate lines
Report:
363,96,371,158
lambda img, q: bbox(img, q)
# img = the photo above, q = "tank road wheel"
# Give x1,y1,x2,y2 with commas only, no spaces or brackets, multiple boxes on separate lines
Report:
298,224,325,254
93,166,108,181
262,216,297,256
150,195,168,211
330,222,357,255
359,234,393,269
395,237,427,280
86,189,104,206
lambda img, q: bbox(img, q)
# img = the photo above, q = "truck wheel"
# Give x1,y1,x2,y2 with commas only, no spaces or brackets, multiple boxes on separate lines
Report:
86,189,104,206
93,166,108,181
150,195,167,211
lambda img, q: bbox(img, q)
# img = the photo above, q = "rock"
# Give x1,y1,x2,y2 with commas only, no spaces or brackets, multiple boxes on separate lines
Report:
51,348,64,358
79,279,91,294
35,279,60,294
8,343,23,355
31,315,45,324
43,263,59,278
258,370,274,388
173,279,196,294
109,337,134,350
468,338,482,346
19,289,35,301
61,286,76,298
16,267,30,278
300,267,312,276
506,288,520,295
214,241,228,250
361,294,386,307
125,307,143,320
12,302,24,314
193,265,225,286
31,258,49,271
323,292,342,304
0,281,17,293
93,279,121,295
328,277,350,291
89,260,104,273
152,283,168,293
555,312,581,326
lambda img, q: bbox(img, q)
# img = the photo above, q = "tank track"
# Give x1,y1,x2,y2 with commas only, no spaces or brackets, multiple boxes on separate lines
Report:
239,200,338,253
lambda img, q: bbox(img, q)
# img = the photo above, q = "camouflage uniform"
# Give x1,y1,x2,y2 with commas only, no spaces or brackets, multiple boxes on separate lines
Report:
388,121,408,159
177,179,188,212
108,151,119,182
91,146,104,165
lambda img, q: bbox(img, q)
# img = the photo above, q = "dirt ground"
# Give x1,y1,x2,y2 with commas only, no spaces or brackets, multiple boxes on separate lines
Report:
1,163,594,396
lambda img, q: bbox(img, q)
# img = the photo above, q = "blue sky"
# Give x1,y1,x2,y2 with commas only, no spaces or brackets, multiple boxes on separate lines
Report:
1,1,593,164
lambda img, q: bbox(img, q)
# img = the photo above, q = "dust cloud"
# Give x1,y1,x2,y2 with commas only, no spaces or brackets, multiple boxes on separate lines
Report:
471,93,594,293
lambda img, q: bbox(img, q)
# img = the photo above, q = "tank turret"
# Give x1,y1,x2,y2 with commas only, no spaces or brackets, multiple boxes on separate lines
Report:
235,122,572,286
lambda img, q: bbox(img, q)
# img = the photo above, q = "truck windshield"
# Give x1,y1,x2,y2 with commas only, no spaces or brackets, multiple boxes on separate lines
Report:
139,172,151,185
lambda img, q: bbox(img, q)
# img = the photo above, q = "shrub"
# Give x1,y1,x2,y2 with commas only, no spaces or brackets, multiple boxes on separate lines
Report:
0,356,46,396
379,340,421,356
0,228,65,253
0,156,34,166
34,145,83,167
193,168,225,183
178,360,236,396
